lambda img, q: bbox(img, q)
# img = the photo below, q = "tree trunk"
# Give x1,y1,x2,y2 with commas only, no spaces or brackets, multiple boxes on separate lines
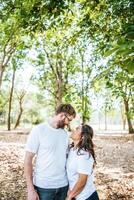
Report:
120,104,126,130
55,64,63,107
0,67,4,91
123,118,126,130
14,91,26,129
14,106,23,129
7,68,16,130
44,46,63,108
124,99,134,134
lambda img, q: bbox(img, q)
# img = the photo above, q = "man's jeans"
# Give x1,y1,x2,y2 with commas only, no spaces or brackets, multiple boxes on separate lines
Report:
34,185,68,200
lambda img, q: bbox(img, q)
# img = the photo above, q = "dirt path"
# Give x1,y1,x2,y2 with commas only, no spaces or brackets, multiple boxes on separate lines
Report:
94,135,134,200
0,133,134,200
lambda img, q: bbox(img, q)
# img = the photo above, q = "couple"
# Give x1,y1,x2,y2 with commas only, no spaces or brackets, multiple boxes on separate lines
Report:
24,104,99,200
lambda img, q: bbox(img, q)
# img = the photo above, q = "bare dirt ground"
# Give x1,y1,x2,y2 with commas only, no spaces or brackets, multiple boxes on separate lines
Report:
0,133,134,200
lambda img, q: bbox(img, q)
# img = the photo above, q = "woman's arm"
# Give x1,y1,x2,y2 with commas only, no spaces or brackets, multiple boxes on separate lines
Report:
66,173,88,200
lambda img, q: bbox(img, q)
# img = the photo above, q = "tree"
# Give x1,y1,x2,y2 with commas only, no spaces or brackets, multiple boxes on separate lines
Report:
0,0,75,90
106,68,134,133
6,48,27,130
7,59,16,130
0,23,17,89
74,0,134,73
74,39,92,123
32,28,78,108
14,90,26,129
23,92,46,125
0,92,8,124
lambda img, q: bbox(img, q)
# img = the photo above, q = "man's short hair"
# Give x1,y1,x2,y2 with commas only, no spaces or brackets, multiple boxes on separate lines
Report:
56,104,76,117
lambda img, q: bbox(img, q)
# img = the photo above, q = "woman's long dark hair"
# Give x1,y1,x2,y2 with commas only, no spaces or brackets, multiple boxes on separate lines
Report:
71,124,96,164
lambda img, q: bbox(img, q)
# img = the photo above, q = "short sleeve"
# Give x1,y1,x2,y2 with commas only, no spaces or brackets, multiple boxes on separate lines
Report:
25,126,40,154
77,153,94,175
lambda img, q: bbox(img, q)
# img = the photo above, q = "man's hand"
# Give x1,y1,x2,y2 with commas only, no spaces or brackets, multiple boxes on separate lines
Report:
27,188,39,200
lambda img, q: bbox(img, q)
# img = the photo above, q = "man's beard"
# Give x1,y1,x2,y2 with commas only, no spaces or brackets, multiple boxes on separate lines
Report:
57,119,66,129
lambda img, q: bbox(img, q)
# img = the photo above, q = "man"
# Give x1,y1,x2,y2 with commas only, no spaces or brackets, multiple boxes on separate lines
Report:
24,104,76,200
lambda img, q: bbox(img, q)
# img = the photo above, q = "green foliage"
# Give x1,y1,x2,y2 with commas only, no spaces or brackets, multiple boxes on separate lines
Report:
0,0,75,33
104,24,134,73
75,0,134,73
25,108,44,125
0,0,133,130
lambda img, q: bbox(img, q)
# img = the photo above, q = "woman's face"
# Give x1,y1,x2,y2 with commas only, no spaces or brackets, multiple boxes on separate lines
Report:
70,125,82,141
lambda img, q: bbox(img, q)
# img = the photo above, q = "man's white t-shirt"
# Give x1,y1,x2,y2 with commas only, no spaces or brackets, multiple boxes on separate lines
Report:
67,148,96,200
25,123,69,188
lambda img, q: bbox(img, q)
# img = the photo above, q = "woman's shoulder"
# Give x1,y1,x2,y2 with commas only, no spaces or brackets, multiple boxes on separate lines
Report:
78,149,89,155
77,149,94,160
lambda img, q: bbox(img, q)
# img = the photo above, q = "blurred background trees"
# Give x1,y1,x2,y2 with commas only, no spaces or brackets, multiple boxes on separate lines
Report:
0,0,133,133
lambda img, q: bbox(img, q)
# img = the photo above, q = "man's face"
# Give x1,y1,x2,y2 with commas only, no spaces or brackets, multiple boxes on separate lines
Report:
57,113,74,129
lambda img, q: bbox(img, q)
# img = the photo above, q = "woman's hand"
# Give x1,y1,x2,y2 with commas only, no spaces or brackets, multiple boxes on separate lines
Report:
66,189,72,200
65,197,72,200
66,174,87,199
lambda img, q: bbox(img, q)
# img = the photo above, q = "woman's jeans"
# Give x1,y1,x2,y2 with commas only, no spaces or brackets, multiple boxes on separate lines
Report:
34,185,68,200
86,191,99,200
72,191,99,200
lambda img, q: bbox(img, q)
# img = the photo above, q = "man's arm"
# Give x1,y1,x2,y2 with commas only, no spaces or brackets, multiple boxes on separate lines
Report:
24,151,39,200
66,174,88,200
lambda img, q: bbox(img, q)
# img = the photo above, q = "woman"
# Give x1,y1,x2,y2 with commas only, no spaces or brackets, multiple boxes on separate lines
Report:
66,124,99,200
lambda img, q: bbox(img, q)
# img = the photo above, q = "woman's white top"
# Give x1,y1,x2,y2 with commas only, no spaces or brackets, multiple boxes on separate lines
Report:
67,148,96,200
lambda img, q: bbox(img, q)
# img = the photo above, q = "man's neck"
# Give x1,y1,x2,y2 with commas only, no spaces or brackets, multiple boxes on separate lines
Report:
49,117,58,129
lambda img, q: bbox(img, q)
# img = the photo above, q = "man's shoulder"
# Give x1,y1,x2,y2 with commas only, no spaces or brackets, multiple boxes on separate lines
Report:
61,128,68,134
32,122,47,131
62,130,70,140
